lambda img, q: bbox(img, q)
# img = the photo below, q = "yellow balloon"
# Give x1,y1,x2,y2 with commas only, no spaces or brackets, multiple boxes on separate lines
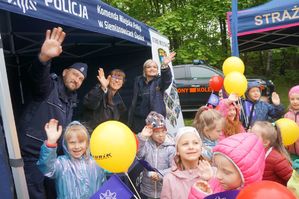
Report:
224,72,248,96
222,56,245,76
275,118,299,146
90,121,137,173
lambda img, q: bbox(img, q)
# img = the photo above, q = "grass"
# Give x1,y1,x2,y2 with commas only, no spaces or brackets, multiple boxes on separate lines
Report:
274,81,291,108
182,82,291,125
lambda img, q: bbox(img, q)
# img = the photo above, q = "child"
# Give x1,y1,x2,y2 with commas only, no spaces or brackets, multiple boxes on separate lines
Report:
37,119,106,199
284,85,299,159
136,111,176,199
287,159,299,198
161,127,213,199
188,133,265,198
193,106,224,160
251,121,293,185
241,81,284,130
217,96,245,139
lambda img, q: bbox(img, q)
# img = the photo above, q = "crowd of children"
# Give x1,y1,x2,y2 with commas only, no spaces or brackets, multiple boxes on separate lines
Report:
35,83,299,199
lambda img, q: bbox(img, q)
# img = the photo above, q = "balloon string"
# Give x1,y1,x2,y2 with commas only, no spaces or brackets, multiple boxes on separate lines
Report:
239,97,248,128
125,172,141,199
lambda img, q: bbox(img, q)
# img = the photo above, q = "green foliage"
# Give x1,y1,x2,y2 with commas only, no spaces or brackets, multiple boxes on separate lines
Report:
103,0,298,83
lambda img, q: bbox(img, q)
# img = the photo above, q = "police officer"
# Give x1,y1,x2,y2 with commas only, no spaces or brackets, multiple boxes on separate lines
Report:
17,27,88,199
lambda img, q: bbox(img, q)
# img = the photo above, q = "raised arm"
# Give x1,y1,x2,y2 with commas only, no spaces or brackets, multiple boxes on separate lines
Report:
160,52,176,91
37,119,63,178
30,27,66,98
83,68,109,110
39,27,66,62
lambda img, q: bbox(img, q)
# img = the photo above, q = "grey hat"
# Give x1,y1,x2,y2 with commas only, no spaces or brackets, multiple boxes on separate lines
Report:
69,62,88,78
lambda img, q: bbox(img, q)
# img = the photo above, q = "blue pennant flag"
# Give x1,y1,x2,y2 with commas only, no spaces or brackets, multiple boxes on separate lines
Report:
138,159,163,176
207,93,220,107
90,175,134,199
204,190,239,199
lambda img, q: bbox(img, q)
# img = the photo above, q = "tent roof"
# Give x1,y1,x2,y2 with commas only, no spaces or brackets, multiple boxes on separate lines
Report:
0,0,155,67
227,0,299,52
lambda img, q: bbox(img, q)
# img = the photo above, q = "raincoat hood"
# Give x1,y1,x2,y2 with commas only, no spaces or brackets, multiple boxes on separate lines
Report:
213,133,265,188
62,121,91,160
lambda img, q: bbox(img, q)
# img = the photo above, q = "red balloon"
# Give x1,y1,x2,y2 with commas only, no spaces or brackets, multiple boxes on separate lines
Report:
209,75,224,92
237,181,296,199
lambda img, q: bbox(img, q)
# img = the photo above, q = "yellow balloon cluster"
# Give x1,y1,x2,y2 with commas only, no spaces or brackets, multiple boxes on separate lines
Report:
222,56,247,96
90,121,137,173
222,56,245,76
275,118,299,146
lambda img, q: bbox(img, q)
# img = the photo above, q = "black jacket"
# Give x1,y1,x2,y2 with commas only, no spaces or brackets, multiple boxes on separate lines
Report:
81,84,126,131
17,60,78,159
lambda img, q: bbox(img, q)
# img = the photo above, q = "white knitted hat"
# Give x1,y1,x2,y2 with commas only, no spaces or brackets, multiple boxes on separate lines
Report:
175,126,201,151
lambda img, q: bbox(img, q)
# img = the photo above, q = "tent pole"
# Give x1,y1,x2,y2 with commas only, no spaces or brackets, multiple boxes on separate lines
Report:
0,33,29,198
231,0,239,56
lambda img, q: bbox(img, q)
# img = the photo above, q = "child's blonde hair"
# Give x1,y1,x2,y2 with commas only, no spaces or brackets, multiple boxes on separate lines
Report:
64,121,90,159
252,121,291,162
193,106,224,139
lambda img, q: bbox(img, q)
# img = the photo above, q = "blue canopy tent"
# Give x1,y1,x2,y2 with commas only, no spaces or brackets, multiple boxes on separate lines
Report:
0,1,169,198
227,0,299,52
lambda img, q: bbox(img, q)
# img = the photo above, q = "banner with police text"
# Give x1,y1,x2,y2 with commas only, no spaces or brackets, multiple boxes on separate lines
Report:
0,0,151,46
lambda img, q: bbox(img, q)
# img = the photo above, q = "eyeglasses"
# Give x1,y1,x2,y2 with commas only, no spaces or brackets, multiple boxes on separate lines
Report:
111,75,123,81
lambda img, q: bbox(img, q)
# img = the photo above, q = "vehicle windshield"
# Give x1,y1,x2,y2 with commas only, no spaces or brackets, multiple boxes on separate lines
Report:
190,66,219,79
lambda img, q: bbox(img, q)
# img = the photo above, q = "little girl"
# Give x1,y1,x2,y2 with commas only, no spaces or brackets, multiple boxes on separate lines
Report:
137,111,176,199
251,121,293,185
193,106,224,160
161,127,213,199
189,133,265,198
284,85,299,159
37,119,106,199
217,97,245,140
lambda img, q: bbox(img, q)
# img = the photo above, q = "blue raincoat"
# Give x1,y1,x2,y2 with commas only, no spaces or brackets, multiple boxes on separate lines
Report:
37,140,106,199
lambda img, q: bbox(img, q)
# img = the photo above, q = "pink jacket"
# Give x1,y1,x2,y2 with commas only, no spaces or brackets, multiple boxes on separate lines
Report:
213,133,265,188
188,133,265,198
284,109,299,156
160,165,206,199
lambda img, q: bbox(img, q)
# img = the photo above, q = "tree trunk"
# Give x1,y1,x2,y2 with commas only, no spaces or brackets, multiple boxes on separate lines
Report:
219,17,228,57
266,50,272,75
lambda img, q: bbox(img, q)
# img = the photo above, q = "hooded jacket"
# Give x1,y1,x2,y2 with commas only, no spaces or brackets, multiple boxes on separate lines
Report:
188,133,265,198
284,109,299,156
137,133,175,198
37,139,106,199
